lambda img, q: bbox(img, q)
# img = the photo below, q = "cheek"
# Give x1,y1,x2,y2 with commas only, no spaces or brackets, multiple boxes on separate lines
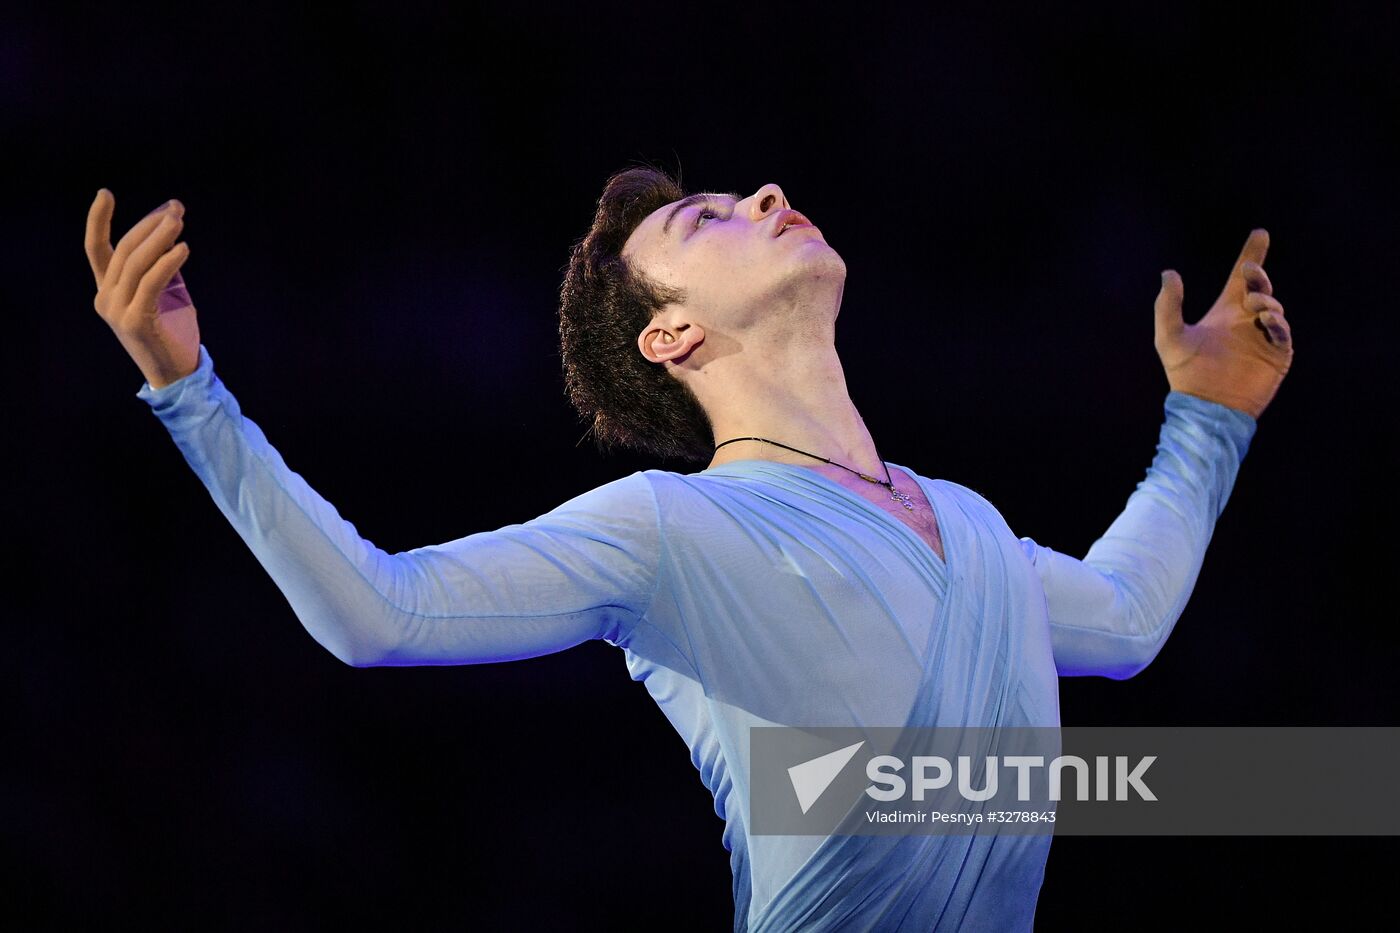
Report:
699,248,759,296
675,236,771,305
709,233,768,275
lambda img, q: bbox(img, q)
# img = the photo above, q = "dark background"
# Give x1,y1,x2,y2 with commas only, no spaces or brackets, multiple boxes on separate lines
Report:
7,1,1397,929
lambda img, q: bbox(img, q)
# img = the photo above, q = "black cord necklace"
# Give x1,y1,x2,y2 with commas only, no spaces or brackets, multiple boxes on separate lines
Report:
712,436,916,511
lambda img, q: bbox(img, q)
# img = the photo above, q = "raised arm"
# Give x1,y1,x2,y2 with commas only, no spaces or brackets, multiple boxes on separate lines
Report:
1018,391,1255,678
1018,228,1291,679
136,344,660,667
85,190,659,670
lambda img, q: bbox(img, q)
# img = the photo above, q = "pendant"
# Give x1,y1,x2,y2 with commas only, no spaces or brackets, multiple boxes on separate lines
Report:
890,489,915,511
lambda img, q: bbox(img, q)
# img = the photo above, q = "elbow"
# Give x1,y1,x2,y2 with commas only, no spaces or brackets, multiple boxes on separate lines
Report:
341,634,394,668
1051,622,1163,680
1071,657,1147,681
1104,592,1173,679
1108,639,1164,680
323,642,382,668
1103,661,1146,681
1055,637,1162,680
289,603,400,668
310,629,388,668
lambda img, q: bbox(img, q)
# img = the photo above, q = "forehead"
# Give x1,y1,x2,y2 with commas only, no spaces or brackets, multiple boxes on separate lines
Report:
624,191,741,260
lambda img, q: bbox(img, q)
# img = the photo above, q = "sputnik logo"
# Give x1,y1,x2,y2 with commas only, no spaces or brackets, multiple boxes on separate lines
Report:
788,740,866,814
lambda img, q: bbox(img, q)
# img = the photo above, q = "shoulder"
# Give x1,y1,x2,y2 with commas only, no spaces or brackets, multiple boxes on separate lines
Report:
543,464,764,523
519,471,663,544
540,470,660,519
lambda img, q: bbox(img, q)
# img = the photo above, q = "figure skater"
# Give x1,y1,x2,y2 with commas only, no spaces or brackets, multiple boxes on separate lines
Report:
84,166,1292,931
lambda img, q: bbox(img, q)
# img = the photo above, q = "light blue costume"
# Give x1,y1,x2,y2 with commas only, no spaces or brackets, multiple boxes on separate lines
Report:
137,344,1256,931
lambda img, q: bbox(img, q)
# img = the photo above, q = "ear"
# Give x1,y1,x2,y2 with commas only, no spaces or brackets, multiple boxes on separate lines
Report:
637,313,705,365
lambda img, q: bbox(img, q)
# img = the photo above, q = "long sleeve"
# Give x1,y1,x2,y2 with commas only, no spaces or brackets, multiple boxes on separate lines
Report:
136,344,661,668
1017,390,1257,679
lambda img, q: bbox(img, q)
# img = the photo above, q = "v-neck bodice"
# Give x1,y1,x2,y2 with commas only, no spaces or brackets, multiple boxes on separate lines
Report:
637,457,1058,928
699,458,952,580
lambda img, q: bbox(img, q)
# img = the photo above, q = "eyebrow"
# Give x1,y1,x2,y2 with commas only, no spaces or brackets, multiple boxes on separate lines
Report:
662,191,742,239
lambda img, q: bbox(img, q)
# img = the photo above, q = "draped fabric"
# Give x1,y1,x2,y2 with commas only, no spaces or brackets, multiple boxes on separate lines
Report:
630,465,1059,932
136,344,1255,931
749,476,1059,932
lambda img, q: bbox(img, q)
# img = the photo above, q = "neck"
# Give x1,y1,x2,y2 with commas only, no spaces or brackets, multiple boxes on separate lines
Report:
697,338,882,476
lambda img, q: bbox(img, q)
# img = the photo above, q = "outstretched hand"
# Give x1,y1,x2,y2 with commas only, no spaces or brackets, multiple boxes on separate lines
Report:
1153,228,1293,420
86,190,199,390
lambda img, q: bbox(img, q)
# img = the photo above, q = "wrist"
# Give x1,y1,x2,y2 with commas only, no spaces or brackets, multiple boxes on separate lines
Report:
129,343,199,391
1164,390,1258,460
1168,388,1261,420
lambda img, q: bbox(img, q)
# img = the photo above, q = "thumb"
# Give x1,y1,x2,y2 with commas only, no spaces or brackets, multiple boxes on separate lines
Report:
1154,270,1185,343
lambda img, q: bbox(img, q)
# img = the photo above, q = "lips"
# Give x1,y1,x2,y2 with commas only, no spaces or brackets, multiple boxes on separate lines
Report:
772,209,814,236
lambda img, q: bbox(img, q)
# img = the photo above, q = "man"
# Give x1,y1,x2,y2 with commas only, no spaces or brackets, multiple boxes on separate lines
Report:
85,167,1292,931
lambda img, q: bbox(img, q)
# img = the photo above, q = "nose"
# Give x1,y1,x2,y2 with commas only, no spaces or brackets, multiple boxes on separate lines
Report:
749,183,789,220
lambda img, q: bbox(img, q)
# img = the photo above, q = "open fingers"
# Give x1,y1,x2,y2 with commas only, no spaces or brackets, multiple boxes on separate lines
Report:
85,189,116,288
103,199,183,297
115,210,185,309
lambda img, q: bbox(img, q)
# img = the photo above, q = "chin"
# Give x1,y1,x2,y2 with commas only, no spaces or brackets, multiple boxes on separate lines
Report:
806,246,847,283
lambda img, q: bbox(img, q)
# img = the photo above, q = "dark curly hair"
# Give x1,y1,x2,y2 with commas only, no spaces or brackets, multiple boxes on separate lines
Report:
558,164,716,464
